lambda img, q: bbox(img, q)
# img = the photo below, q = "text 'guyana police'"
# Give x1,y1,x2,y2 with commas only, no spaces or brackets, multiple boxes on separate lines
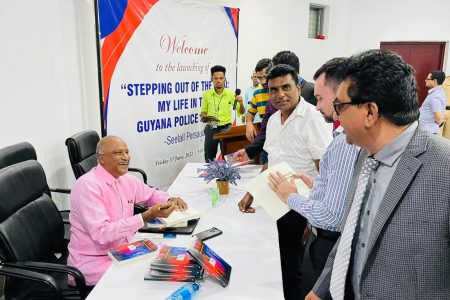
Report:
137,113,199,133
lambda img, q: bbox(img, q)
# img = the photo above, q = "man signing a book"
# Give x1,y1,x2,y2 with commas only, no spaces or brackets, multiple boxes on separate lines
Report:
67,135,187,289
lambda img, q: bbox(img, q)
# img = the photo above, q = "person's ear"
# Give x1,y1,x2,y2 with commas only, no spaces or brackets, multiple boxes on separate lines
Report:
365,102,380,127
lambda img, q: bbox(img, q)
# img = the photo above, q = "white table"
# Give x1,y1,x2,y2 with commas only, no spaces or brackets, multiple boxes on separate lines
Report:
87,163,283,300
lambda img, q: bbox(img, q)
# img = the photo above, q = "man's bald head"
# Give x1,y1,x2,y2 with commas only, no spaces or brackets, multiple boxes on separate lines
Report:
96,136,130,178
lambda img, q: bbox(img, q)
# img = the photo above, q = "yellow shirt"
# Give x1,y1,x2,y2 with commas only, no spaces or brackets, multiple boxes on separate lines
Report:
201,88,241,126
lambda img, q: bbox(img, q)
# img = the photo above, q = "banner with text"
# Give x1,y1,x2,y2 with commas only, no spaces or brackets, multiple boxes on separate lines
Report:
99,0,239,188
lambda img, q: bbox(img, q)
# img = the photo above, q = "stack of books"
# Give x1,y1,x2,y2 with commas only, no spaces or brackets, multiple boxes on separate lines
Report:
108,240,158,265
144,246,204,282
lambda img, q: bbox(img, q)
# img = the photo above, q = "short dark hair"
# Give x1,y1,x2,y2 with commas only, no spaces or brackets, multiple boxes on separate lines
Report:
272,50,300,74
430,70,446,85
313,57,348,91
344,49,418,126
210,65,226,76
266,64,299,86
255,58,272,73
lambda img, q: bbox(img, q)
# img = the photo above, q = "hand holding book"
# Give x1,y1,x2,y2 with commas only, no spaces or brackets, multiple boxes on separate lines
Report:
268,171,311,204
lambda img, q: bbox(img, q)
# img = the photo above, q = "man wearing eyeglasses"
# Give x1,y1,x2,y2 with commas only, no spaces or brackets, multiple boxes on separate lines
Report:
419,70,447,134
306,49,450,300
267,58,359,299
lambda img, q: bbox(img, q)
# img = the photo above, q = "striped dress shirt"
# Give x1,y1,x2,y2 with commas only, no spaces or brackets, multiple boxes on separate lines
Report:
287,132,359,232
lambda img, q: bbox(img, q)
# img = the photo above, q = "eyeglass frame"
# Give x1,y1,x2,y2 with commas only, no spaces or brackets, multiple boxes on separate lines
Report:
332,99,356,116
425,77,435,81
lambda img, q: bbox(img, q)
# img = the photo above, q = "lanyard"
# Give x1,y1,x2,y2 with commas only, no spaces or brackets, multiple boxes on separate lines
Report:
212,93,224,117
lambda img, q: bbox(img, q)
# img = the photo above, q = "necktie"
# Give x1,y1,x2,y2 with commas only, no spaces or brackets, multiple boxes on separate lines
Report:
329,156,379,300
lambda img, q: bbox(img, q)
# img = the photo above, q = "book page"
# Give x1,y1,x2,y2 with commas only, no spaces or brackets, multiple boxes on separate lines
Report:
245,161,310,220
157,207,201,227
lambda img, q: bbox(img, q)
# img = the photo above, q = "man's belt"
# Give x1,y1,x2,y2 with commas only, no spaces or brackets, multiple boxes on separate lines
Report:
217,123,231,129
307,222,340,241
446,106,450,110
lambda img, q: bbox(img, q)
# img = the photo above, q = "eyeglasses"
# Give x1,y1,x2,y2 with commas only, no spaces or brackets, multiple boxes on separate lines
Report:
425,77,434,81
333,99,355,115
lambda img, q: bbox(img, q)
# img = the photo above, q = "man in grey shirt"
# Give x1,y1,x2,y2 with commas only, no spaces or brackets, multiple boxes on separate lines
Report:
419,70,446,134
307,49,450,300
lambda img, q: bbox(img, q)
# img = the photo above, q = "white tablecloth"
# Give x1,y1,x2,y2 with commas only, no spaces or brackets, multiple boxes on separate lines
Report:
87,163,283,300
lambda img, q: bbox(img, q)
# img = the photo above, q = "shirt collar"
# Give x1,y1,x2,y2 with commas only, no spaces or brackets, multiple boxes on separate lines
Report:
94,164,122,186
374,121,418,167
428,85,441,94
281,97,305,125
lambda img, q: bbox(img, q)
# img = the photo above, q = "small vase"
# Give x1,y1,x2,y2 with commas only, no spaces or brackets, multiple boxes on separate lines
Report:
216,180,230,195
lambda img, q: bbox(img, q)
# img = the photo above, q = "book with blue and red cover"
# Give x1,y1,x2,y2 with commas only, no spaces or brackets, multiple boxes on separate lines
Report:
144,246,204,282
144,268,204,282
187,239,232,287
150,246,202,271
107,240,158,265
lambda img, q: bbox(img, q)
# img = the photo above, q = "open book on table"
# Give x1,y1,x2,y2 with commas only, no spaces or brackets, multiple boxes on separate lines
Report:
157,207,201,227
245,161,310,220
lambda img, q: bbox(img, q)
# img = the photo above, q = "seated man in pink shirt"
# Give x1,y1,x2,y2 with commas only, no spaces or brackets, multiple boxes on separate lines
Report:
67,135,187,288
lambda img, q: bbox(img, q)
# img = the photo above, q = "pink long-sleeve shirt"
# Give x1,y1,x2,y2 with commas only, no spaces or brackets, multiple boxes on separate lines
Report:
67,165,169,285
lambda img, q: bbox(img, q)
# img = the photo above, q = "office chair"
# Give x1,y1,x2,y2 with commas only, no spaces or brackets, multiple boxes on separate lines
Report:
65,130,148,214
65,130,148,183
0,142,71,226
0,160,87,299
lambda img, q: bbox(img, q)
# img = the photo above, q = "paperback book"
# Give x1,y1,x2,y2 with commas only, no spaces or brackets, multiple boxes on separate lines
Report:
147,218,188,228
157,207,201,227
151,246,202,271
224,151,254,167
145,246,204,282
144,269,203,282
187,240,232,287
108,240,158,265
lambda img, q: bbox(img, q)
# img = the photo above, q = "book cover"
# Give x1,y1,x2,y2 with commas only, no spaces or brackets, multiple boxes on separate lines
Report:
187,240,232,287
157,207,201,227
107,240,158,265
144,269,203,282
224,152,254,167
151,246,202,271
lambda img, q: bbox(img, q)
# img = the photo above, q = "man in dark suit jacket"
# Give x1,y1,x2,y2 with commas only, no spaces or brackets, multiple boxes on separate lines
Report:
307,49,450,300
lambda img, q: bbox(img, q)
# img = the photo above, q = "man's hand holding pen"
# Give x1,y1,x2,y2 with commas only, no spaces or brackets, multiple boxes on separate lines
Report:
141,197,187,221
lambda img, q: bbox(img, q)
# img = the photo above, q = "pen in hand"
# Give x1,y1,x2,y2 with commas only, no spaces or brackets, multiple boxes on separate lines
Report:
159,204,172,211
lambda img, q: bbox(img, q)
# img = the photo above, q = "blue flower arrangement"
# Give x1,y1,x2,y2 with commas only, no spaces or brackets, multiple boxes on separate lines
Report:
198,159,241,185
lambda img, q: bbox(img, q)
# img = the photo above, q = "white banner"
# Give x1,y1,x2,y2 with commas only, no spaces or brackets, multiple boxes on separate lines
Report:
99,0,239,188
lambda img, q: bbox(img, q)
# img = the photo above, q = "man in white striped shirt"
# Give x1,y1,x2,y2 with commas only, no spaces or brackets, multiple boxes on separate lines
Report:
268,57,359,299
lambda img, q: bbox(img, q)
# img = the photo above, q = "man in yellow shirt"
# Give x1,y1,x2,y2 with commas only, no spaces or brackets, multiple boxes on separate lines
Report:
200,65,244,162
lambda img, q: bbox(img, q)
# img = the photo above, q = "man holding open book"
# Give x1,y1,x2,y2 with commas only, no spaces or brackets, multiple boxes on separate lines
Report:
67,136,187,288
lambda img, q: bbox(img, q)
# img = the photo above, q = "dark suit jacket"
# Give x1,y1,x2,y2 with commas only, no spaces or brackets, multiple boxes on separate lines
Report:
313,126,450,299
301,80,317,106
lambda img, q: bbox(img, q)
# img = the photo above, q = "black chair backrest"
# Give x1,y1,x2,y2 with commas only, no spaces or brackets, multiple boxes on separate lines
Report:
0,161,65,262
65,131,100,179
0,142,37,169
0,142,52,197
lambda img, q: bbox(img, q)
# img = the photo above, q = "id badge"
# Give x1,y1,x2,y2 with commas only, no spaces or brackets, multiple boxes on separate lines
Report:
211,121,218,129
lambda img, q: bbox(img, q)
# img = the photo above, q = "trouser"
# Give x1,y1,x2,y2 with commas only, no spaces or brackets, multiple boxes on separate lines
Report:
203,124,231,162
260,150,268,165
277,210,307,300
300,226,340,299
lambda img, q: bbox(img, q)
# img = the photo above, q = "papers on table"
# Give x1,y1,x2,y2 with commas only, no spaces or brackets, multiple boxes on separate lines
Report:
245,161,310,220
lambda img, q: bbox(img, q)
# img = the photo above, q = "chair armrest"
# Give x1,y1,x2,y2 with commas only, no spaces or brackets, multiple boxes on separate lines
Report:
7,261,87,299
129,167,148,184
133,204,147,215
0,263,62,299
49,187,71,194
